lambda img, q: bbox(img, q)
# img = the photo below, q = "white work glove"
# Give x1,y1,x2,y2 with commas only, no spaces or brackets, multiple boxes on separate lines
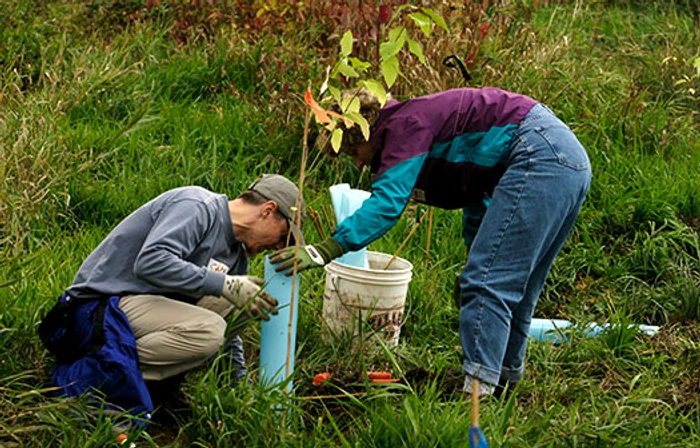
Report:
222,275,278,320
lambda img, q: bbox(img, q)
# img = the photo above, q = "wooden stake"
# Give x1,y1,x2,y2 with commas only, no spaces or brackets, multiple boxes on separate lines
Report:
472,378,480,428
283,92,312,430
384,214,424,270
326,203,337,228
308,208,326,240
424,207,434,265
319,203,335,234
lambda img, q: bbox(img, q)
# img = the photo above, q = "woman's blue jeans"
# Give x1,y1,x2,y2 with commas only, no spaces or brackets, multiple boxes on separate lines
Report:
458,103,592,387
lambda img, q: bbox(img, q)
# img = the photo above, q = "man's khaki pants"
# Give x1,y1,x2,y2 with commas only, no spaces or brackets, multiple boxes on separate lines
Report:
119,294,237,381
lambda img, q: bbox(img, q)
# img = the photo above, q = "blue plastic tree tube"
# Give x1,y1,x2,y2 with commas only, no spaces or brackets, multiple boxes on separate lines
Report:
329,184,370,268
259,256,300,390
528,318,573,343
528,318,659,343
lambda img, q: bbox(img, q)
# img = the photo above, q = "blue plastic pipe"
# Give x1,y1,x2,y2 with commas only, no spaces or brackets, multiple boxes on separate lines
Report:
528,319,573,343
528,318,659,343
259,256,299,390
329,183,370,268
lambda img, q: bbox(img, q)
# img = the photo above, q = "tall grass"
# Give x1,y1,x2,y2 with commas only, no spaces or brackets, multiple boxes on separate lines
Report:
1,0,698,446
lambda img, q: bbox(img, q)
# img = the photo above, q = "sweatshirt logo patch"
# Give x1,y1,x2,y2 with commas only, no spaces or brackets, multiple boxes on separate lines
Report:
207,259,230,273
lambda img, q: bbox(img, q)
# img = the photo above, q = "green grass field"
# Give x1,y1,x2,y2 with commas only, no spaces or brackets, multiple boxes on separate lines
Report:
1,1,698,446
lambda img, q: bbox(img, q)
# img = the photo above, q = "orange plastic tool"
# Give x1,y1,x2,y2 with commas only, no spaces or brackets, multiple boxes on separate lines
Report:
367,371,400,383
313,372,332,385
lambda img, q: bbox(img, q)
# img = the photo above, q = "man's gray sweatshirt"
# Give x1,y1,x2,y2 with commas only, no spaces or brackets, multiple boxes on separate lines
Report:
66,186,247,301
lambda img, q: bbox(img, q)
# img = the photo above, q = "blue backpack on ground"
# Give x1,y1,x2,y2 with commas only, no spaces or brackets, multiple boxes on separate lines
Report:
39,294,153,427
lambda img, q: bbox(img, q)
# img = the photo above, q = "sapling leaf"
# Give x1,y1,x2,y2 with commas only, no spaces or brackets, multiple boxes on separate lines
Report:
349,57,371,72
388,27,407,48
328,85,341,103
345,112,370,141
409,12,432,37
320,66,331,95
388,26,404,41
392,3,413,19
336,61,359,78
421,7,449,32
381,56,400,87
327,111,355,128
380,41,402,60
341,96,361,114
360,79,388,106
331,128,343,153
407,39,426,65
304,90,331,124
340,30,353,57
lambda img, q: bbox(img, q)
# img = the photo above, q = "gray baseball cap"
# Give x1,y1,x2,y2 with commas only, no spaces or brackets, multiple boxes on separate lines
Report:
248,174,305,246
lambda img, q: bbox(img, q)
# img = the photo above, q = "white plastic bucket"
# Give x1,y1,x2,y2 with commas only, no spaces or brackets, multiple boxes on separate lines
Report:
322,251,413,347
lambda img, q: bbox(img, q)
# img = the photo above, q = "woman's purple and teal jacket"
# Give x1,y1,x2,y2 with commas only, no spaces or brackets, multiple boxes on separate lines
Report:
332,87,538,251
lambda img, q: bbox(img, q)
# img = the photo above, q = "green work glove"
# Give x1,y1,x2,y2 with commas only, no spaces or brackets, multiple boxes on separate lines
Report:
269,237,344,276
222,275,278,320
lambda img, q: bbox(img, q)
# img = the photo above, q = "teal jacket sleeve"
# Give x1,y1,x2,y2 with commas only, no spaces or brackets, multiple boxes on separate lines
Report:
332,153,428,252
